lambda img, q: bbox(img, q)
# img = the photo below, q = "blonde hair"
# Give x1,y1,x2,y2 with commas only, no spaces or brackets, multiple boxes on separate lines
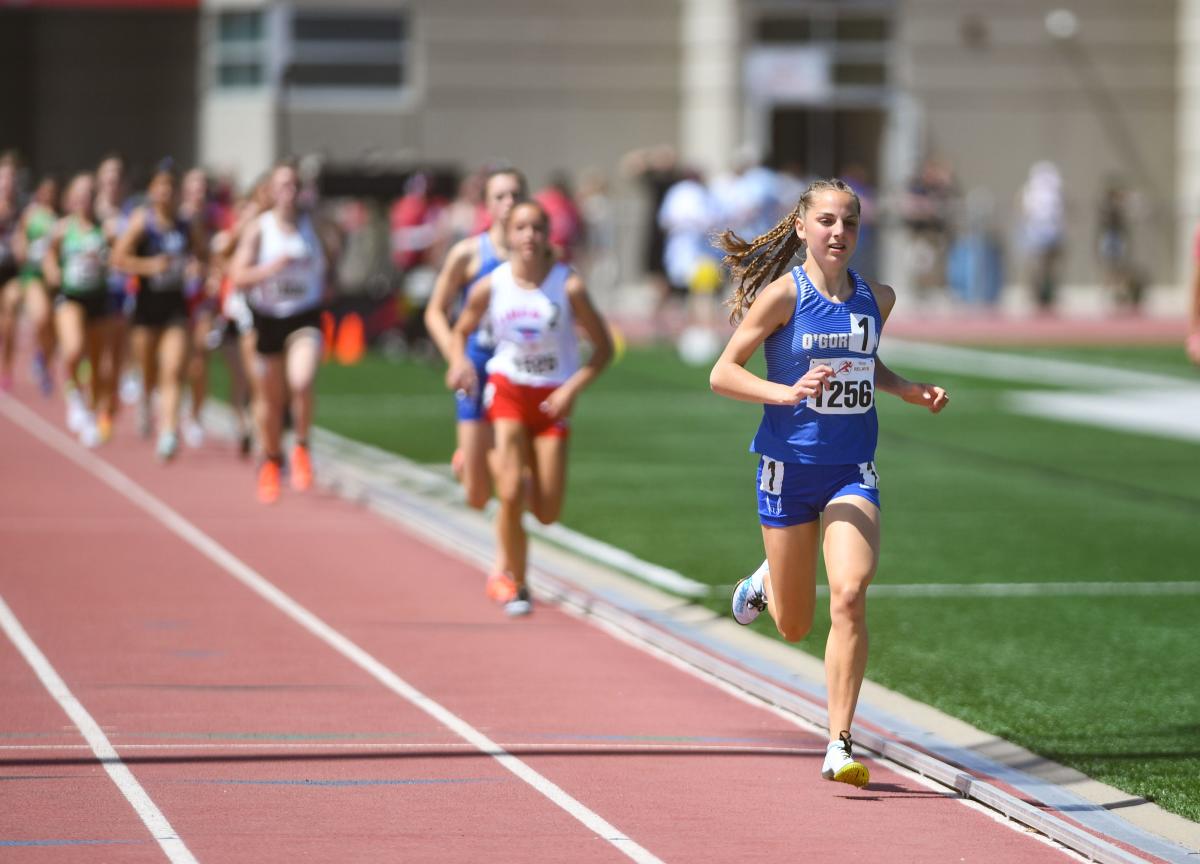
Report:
716,177,860,323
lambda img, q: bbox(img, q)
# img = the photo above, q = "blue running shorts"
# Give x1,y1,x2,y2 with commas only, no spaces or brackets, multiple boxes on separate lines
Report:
455,345,492,422
755,456,882,527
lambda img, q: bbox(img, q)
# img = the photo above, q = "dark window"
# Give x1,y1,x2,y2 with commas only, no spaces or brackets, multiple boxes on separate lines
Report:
834,17,890,42
833,62,887,86
288,63,404,88
293,15,406,42
756,16,813,43
218,10,263,42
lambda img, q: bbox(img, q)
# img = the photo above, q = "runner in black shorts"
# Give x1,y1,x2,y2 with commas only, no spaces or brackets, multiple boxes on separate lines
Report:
113,163,207,461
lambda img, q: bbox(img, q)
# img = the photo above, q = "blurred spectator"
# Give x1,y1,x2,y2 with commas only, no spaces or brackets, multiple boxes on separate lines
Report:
840,163,879,277
710,149,784,243
1096,175,1144,313
901,157,958,302
389,172,445,273
390,171,446,324
947,187,1004,307
1018,160,1066,312
441,168,487,249
536,171,584,261
576,168,619,309
621,145,680,339
1188,216,1200,365
658,169,722,334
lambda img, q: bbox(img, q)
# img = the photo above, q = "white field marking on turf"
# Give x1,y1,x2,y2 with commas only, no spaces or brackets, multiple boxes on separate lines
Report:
554,598,1091,863
0,398,665,864
1009,388,1200,444
0,596,198,864
884,339,1200,391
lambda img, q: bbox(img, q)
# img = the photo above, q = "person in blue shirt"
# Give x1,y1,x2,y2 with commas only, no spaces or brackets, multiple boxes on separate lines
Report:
710,178,949,788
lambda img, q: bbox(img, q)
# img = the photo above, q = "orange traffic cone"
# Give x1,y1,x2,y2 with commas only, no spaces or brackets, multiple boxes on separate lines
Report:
334,312,366,366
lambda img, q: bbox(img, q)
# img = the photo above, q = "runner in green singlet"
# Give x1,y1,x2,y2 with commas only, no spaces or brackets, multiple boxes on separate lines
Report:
43,173,116,448
11,174,60,395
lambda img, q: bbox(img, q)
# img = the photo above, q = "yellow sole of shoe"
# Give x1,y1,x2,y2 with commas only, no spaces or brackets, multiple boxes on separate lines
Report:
833,762,870,788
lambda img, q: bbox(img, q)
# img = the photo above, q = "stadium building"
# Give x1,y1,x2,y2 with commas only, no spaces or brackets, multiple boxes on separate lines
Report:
0,0,1194,290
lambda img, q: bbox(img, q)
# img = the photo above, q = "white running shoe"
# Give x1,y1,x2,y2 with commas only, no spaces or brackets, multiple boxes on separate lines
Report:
822,731,870,788
181,417,205,448
65,389,87,433
731,560,769,625
119,370,142,406
156,431,179,462
78,413,100,449
504,585,533,617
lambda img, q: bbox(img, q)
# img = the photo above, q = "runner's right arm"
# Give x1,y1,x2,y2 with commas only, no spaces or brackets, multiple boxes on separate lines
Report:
425,236,476,362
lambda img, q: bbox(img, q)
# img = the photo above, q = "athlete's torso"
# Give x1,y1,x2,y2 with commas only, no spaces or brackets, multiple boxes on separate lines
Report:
751,266,883,465
137,208,190,294
60,218,108,296
250,210,325,318
22,206,55,274
485,261,578,387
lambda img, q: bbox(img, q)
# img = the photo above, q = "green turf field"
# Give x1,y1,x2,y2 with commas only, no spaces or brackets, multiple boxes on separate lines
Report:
235,340,1200,821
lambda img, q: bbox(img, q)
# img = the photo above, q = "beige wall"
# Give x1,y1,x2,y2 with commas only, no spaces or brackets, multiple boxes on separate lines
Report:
897,0,1178,284
281,0,681,189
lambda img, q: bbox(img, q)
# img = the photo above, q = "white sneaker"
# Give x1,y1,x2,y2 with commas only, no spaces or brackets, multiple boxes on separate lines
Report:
504,586,533,617
78,413,100,448
119,371,142,406
65,389,87,433
156,431,179,462
822,732,870,788
181,417,205,448
731,560,769,625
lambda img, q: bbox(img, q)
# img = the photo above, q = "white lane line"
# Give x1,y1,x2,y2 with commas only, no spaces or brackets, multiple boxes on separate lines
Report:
0,397,665,864
0,742,820,755
0,596,198,864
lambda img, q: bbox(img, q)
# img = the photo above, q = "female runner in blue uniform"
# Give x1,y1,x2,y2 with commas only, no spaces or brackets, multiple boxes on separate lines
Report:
425,167,526,601
710,178,949,788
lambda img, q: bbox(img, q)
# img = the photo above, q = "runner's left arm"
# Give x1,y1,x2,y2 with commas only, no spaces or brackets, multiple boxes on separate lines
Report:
540,272,613,420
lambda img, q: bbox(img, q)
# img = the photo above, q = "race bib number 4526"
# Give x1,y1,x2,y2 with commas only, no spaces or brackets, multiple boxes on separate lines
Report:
808,357,875,414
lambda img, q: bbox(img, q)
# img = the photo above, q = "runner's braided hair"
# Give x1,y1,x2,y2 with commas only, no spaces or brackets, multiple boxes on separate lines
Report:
716,177,860,323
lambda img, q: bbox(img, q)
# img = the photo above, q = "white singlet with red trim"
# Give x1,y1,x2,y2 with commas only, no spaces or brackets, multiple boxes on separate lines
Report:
485,261,579,387
249,210,325,318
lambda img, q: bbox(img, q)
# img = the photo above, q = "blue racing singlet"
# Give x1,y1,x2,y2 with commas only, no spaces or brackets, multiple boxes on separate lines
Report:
464,230,503,362
137,209,190,294
751,266,883,465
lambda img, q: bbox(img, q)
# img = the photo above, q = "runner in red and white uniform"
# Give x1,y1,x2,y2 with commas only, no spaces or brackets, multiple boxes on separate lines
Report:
447,200,613,615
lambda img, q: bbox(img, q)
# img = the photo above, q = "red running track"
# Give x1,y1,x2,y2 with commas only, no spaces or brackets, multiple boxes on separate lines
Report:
0,385,1076,863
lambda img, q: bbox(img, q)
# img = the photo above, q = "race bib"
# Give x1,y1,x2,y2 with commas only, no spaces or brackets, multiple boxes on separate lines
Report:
808,357,875,414
514,352,558,377
64,252,103,289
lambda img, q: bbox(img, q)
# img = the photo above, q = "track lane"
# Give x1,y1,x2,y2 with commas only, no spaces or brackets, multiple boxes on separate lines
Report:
1,388,1080,862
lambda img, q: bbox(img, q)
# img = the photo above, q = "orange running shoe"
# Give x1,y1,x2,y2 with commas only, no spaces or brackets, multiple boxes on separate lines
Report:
257,459,281,504
290,443,313,491
485,570,517,604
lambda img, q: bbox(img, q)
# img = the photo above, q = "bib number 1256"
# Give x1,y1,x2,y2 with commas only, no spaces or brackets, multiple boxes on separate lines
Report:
808,357,875,414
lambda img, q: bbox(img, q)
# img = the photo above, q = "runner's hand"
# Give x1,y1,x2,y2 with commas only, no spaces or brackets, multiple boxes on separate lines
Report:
446,360,477,396
777,364,834,405
904,382,950,413
540,386,575,420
